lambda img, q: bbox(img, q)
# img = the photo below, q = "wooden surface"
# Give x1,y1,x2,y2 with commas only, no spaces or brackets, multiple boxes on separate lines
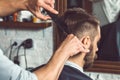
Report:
86,60,120,74
0,22,52,29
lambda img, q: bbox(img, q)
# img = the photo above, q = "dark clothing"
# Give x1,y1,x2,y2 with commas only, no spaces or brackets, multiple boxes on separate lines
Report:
31,64,92,80
97,19,120,61
59,65,92,80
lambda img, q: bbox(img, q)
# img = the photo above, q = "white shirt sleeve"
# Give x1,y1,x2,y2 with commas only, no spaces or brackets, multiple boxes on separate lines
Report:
0,49,38,80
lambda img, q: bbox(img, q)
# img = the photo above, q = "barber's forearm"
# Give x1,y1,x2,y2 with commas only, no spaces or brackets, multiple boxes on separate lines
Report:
33,49,69,80
0,0,27,17
48,49,69,80
33,34,85,80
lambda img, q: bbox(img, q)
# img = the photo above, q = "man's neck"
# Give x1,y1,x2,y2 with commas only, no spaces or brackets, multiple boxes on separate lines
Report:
65,61,84,73
68,53,85,68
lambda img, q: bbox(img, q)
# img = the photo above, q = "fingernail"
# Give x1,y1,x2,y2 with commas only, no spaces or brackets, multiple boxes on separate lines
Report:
87,49,90,52
55,11,59,14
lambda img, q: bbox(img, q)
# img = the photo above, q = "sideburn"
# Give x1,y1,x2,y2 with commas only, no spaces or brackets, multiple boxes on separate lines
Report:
83,45,94,69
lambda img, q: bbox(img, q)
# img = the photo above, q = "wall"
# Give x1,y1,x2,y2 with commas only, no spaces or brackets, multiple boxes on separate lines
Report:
0,12,54,68
0,26,54,68
0,12,120,80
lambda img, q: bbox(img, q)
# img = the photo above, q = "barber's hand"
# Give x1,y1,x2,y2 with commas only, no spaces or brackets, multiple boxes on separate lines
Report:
58,34,90,57
27,0,58,20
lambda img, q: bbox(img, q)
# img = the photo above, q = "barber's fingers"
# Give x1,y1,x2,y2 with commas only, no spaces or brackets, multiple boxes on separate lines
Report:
29,6,50,20
44,0,55,8
41,2,58,14
34,2,58,20
66,34,89,57
77,39,90,53
51,0,55,8
38,0,58,20
72,43,90,56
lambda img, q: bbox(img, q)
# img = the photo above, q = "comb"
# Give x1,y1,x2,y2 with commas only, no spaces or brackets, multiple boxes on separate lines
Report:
44,9,69,36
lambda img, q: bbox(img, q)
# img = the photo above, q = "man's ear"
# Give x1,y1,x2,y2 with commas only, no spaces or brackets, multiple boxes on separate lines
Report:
80,36,91,49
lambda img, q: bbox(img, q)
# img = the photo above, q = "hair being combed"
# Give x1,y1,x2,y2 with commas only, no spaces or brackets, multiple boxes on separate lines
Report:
58,8,100,46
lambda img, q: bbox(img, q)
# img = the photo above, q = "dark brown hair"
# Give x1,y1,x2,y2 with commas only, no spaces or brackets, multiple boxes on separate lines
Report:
58,8,100,44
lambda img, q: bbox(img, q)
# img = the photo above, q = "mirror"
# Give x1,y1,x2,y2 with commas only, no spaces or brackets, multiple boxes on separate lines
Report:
54,0,120,74
87,0,120,74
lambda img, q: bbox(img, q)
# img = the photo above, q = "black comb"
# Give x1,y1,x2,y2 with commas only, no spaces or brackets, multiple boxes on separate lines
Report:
44,9,69,36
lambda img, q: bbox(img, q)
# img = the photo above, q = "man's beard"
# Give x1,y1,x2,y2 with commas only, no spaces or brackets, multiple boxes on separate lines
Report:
83,45,97,69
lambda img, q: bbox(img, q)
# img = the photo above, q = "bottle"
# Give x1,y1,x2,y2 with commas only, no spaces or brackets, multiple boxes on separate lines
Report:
13,12,18,22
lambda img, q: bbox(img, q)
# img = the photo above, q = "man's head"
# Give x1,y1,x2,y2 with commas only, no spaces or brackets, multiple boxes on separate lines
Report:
58,8,101,69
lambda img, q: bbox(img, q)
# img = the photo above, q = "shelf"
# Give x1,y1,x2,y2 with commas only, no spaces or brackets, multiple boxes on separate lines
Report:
0,22,52,29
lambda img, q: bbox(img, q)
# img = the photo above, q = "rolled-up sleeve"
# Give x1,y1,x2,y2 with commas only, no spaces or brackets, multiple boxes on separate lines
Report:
0,49,38,80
